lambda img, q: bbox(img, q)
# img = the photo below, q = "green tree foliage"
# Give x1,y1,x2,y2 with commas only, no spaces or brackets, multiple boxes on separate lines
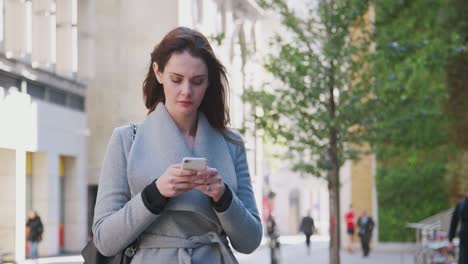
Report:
369,0,467,241
248,0,373,175
445,0,468,201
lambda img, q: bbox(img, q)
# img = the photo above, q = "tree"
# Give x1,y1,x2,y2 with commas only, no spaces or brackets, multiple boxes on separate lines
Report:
367,0,467,241
245,1,372,263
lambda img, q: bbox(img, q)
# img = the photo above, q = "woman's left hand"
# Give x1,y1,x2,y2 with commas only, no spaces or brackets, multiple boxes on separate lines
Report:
193,167,225,202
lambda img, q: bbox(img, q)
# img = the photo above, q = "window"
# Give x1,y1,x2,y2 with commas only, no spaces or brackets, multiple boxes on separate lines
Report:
218,1,226,34
2,71,85,111
192,0,203,24
48,87,66,106
27,83,45,99
0,0,4,45
67,93,84,111
0,71,20,90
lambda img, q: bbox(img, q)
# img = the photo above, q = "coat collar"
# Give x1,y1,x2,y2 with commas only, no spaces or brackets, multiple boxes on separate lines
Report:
127,103,236,222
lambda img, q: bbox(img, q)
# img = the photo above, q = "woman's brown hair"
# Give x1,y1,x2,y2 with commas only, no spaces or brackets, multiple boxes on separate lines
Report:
143,27,231,134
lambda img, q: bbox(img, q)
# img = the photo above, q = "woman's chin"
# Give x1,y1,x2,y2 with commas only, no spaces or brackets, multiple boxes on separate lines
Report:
177,106,197,116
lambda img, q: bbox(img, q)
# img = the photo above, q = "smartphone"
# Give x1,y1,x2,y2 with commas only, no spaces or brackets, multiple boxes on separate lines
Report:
181,157,207,171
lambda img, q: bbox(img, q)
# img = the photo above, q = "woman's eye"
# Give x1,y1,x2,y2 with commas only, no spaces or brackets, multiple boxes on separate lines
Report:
171,78,182,83
192,79,204,85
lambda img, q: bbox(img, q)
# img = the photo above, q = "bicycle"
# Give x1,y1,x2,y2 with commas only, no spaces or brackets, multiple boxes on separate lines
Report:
413,241,457,264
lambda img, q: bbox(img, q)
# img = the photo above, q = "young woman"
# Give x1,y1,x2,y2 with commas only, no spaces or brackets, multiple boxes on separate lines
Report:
92,27,262,263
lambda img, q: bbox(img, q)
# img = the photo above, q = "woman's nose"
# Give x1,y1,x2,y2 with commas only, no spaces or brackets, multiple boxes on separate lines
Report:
181,81,192,95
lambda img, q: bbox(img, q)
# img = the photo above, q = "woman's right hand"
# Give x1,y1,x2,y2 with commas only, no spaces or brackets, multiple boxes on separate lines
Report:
156,164,198,197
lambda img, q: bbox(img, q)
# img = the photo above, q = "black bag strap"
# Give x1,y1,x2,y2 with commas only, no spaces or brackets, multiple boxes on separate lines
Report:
83,124,139,263
131,123,137,142
126,123,139,258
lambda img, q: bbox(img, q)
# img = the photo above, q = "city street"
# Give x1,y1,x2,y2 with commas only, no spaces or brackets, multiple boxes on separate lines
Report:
235,235,415,264
27,235,415,264
2,1,464,264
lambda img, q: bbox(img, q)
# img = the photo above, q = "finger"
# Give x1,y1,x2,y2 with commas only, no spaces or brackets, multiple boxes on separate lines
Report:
196,170,209,178
206,169,219,179
191,174,219,186
193,174,210,186
171,164,182,169
175,168,198,177
198,168,217,176
204,174,218,182
196,171,218,182
205,177,223,185
172,175,196,184
194,182,220,193
193,173,210,185
190,173,205,180
173,182,197,190
207,168,218,175
190,178,206,185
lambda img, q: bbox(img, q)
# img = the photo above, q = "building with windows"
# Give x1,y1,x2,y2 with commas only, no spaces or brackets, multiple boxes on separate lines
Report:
0,0,94,261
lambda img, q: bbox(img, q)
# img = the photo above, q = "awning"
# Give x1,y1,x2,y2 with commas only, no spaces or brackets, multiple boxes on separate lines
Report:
406,208,454,232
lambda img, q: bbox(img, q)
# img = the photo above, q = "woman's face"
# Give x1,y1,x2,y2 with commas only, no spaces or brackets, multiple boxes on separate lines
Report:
154,50,208,120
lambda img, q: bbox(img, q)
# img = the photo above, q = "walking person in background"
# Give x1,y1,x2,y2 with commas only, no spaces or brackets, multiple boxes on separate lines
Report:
267,215,280,264
449,187,468,264
357,210,374,257
299,210,315,255
345,204,356,252
26,210,43,260
92,27,262,263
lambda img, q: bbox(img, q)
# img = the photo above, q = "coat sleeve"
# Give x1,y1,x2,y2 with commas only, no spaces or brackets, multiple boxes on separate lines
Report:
92,127,159,256
449,203,460,242
215,134,263,254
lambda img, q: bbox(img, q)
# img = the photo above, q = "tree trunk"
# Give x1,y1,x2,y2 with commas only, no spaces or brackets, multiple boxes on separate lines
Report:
328,129,341,264
328,182,340,264
328,54,341,264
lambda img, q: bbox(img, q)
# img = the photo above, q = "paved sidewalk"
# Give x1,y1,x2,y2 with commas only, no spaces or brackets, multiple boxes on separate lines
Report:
24,235,415,264
235,235,415,264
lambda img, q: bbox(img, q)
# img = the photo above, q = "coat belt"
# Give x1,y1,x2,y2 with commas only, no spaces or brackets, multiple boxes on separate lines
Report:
138,232,238,264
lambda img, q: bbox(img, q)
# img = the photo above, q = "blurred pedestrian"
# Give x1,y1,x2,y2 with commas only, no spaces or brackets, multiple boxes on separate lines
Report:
449,186,468,264
267,215,280,264
26,210,43,259
357,210,374,257
345,204,356,252
299,210,315,255
91,27,262,263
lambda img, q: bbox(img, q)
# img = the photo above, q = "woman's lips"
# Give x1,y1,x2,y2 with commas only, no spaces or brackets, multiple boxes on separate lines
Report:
178,101,192,107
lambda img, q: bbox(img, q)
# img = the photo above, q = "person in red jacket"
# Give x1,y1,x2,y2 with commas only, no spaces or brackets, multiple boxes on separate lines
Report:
345,205,356,252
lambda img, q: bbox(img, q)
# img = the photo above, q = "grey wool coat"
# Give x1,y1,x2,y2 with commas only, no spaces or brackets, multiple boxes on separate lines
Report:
92,103,262,263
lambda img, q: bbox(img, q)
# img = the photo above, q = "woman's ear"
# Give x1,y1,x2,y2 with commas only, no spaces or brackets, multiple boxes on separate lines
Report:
153,62,163,84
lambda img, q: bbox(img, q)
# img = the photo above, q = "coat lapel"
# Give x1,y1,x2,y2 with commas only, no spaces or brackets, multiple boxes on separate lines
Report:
127,103,237,224
193,114,237,191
